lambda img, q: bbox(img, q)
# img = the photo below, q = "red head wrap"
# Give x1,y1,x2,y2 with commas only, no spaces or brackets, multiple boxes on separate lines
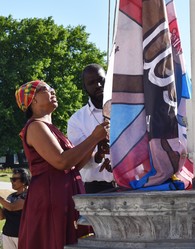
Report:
15,80,42,111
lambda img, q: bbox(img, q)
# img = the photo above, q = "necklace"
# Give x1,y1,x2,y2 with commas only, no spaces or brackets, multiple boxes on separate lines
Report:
88,101,102,125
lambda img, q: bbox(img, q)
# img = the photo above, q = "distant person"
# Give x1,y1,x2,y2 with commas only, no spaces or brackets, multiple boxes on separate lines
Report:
67,64,114,193
0,168,30,249
14,80,108,249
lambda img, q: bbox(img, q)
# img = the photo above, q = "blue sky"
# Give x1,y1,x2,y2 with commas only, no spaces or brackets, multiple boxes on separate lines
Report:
0,0,191,76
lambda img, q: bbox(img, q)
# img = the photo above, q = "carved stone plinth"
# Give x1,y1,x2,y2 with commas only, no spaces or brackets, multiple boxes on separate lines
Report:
64,190,195,249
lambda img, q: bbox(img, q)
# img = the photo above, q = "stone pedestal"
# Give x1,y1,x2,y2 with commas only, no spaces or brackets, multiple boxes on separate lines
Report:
64,190,195,249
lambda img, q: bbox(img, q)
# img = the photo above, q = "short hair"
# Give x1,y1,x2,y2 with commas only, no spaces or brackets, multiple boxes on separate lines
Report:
81,63,105,91
13,168,31,186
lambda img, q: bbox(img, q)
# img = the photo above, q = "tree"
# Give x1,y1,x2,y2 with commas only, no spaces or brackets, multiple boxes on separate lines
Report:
0,15,107,156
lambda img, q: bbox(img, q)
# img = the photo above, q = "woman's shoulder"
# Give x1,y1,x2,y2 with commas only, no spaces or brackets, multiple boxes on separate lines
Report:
12,191,27,200
7,191,26,202
27,119,52,134
19,191,28,200
19,119,42,139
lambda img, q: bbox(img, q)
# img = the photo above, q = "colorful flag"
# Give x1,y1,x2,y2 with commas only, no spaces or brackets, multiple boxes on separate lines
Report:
104,0,193,190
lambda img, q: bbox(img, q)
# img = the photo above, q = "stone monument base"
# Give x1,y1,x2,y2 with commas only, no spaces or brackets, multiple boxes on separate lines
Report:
65,237,195,249
64,190,195,249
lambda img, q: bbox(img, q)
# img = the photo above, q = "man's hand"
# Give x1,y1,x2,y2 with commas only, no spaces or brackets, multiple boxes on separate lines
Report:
99,158,112,172
97,139,110,154
94,139,110,163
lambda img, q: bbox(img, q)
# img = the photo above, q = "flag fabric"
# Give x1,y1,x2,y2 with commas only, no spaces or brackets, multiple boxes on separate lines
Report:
105,0,193,190
166,0,193,188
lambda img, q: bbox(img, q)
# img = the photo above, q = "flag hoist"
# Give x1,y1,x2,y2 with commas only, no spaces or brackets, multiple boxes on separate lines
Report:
103,0,193,190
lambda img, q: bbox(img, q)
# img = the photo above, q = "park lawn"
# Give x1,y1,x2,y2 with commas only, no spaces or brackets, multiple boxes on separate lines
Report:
0,220,4,232
0,169,12,182
0,174,11,182
0,220,4,249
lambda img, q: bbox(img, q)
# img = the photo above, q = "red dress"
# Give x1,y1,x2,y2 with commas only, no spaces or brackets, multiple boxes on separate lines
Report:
18,120,90,249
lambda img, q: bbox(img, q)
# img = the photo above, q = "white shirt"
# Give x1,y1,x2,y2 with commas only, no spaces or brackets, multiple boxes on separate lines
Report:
67,99,113,183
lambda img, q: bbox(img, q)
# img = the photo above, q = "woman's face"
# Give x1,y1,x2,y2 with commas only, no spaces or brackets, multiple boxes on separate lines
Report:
10,173,24,191
33,82,58,111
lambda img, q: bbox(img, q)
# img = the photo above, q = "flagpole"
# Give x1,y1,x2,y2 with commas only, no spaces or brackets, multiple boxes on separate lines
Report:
188,0,195,167
107,0,111,65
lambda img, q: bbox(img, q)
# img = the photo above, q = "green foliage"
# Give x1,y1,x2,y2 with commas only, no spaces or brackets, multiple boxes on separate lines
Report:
0,219,5,232
0,15,107,155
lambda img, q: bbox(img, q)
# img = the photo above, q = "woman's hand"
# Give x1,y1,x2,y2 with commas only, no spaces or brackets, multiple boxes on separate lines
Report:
91,121,109,142
75,122,110,170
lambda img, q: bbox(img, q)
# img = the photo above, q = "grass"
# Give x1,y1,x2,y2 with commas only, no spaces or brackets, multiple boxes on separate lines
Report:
0,234,2,248
0,220,4,232
0,168,12,182
0,174,11,182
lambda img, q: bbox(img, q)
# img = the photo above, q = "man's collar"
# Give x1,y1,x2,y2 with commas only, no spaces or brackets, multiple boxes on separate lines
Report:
88,98,102,113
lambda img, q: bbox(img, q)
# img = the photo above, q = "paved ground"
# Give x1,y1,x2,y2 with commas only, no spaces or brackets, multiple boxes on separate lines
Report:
0,182,13,198
0,182,12,190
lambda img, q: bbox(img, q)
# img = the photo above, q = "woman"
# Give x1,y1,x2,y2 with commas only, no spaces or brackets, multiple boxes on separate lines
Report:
15,80,109,249
0,168,31,249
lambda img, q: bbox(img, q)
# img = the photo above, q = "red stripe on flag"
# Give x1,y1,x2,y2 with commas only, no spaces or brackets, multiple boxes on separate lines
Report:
120,0,142,25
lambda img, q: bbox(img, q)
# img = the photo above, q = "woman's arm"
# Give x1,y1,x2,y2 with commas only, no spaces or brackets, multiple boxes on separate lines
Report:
75,145,96,171
0,206,5,220
27,120,108,171
0,196,25,211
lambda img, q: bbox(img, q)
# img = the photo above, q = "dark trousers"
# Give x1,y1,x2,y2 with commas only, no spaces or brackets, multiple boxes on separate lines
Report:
84,181,116,193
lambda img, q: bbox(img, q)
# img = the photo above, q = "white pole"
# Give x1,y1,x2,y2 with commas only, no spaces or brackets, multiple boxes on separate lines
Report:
188,0,195,166
107,0,111,65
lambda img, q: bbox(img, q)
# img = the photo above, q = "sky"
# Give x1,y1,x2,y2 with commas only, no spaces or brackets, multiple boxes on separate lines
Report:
0,0,191,77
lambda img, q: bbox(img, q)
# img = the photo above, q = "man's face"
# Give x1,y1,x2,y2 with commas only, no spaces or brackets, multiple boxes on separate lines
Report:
84,68,106,104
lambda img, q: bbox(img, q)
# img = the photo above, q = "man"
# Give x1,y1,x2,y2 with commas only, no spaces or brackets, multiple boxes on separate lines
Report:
67,63,114,193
